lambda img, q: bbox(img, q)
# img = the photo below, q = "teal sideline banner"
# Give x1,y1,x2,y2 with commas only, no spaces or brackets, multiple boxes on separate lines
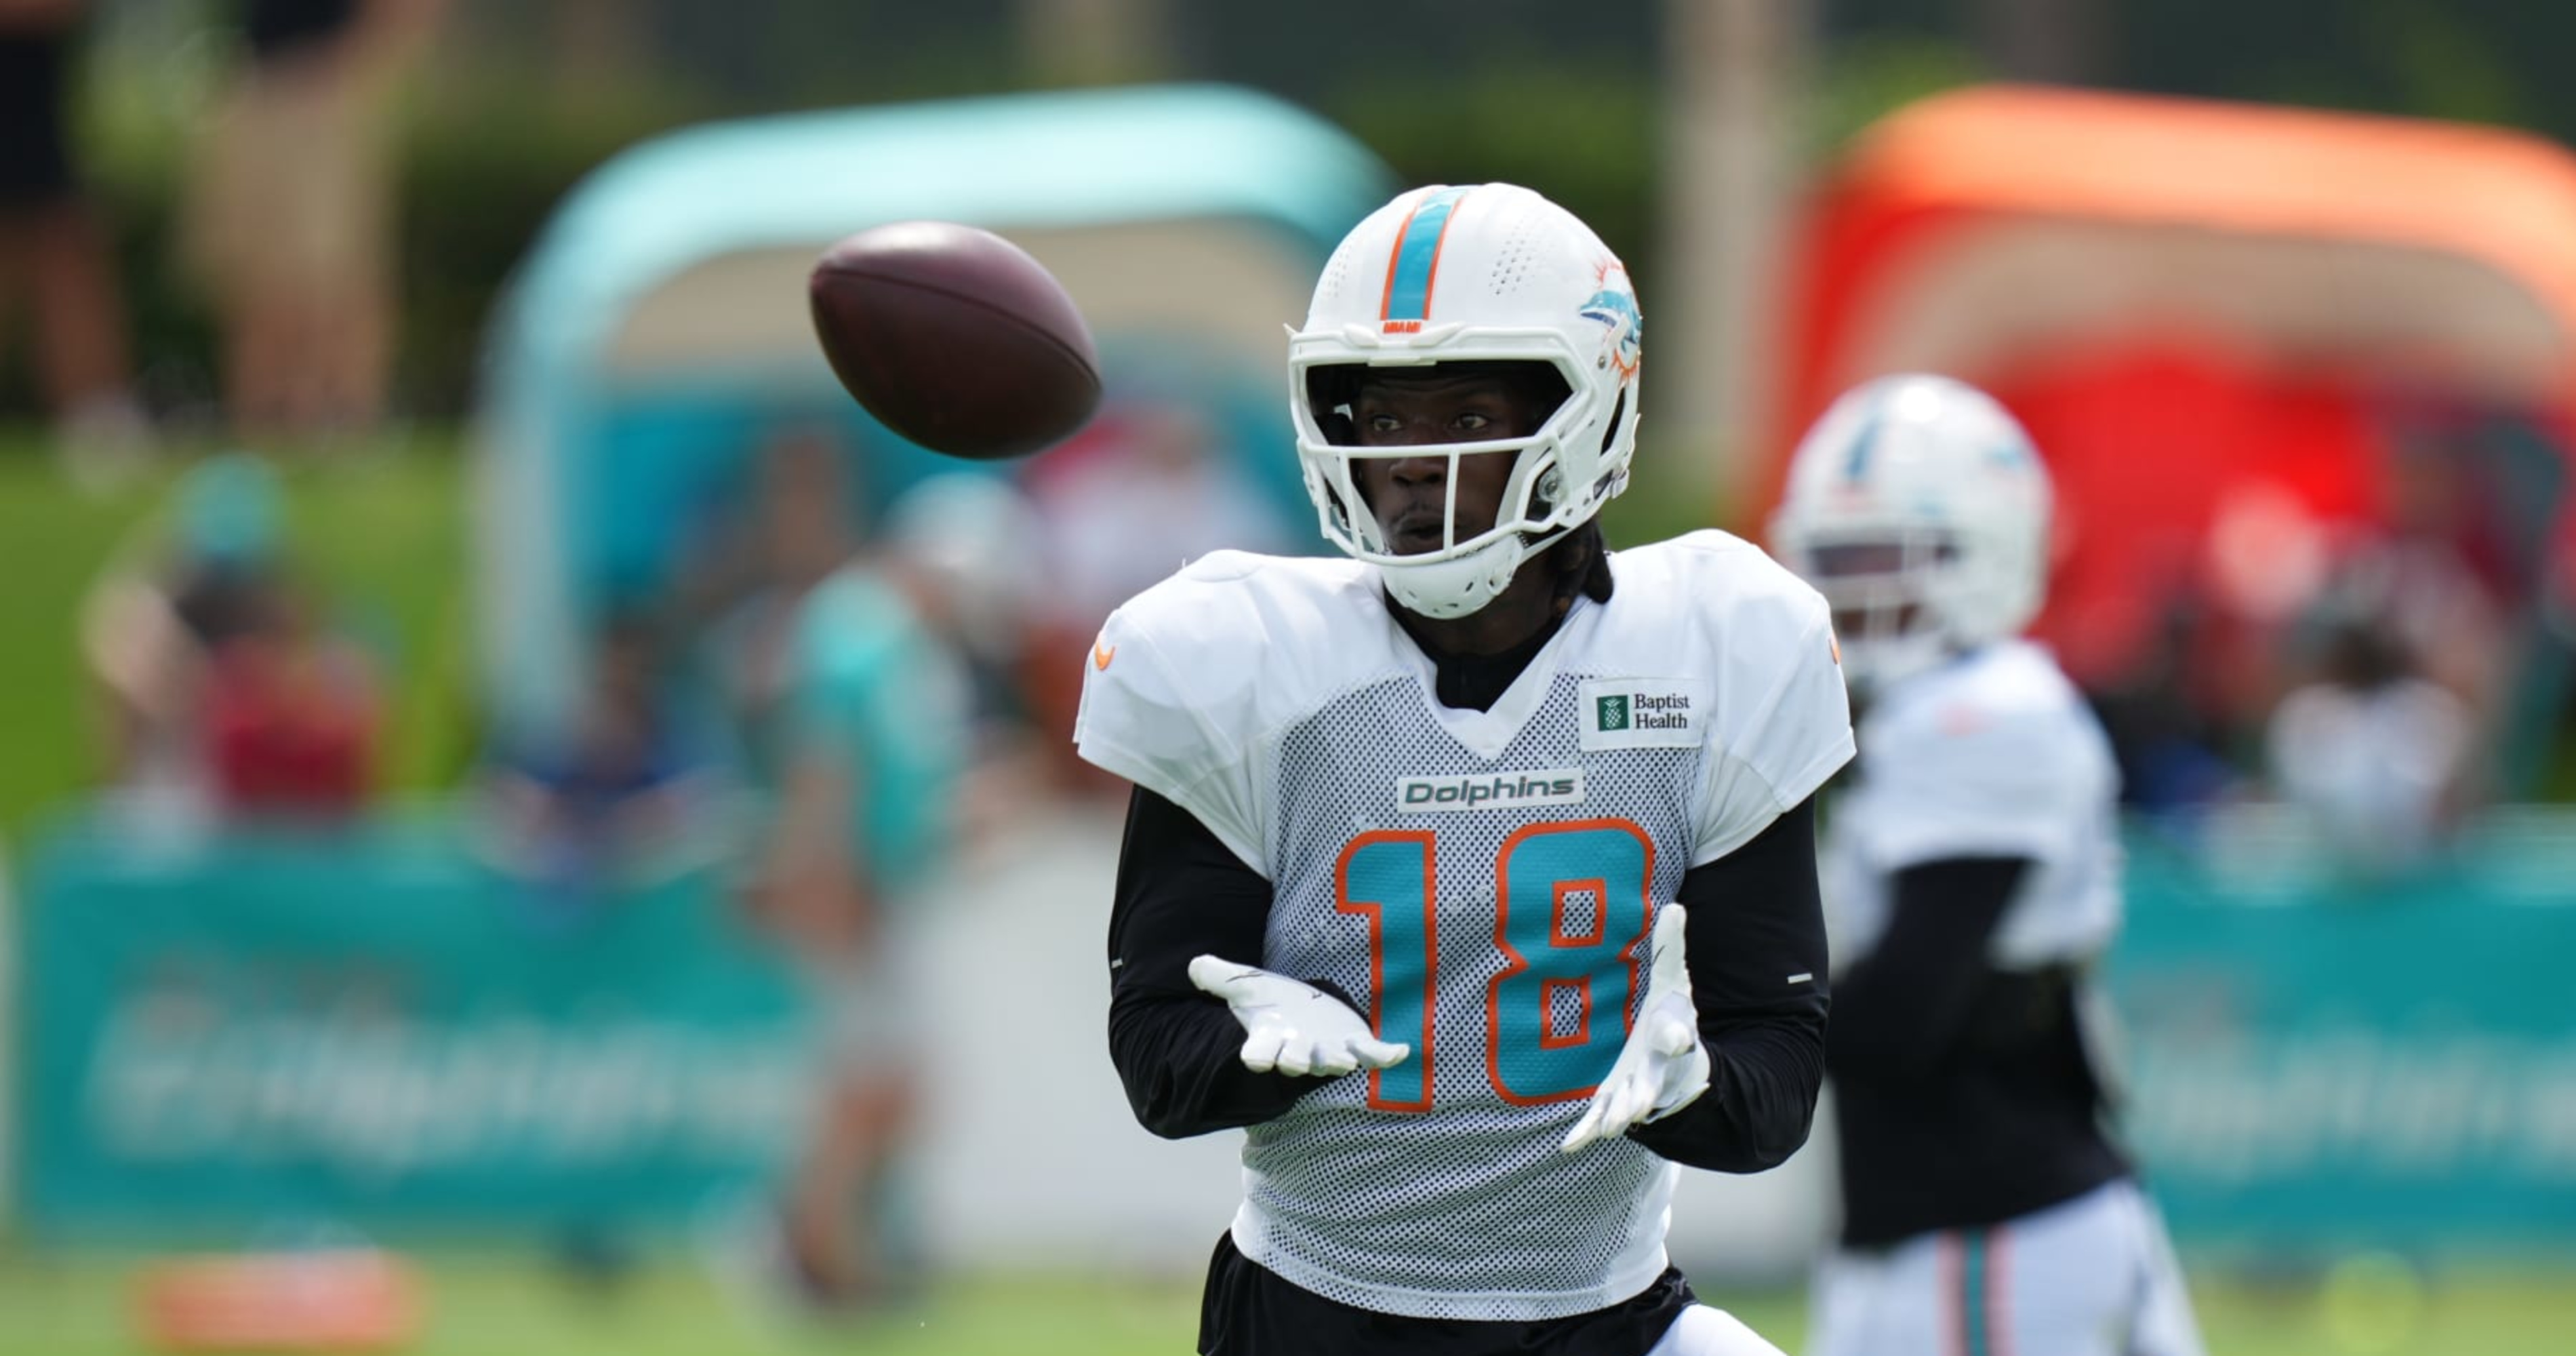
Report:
16,806,2576,1250
2113,818,2576,1254
12,807,809,1239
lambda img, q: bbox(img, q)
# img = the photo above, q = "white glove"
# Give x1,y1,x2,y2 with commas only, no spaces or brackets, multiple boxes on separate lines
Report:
1188,956,1413,1077
1561,904,1712,1153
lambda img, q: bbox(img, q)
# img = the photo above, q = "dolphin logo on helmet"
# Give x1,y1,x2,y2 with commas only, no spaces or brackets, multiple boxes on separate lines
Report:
1578,266,1643,380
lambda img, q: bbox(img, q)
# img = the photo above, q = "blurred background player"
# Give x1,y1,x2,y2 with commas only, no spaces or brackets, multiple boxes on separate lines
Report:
1076,182,1852,1356
1770,374,2205,1356
710,426,971,1311
876,470,1060,842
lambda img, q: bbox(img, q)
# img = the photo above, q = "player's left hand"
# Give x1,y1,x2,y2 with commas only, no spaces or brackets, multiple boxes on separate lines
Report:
1561,904,1711,1153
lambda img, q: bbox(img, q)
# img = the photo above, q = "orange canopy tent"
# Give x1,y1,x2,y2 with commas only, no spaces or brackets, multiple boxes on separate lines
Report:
1755,85,2576,696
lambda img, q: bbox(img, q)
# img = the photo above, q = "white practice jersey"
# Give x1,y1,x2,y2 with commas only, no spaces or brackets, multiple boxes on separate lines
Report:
1823,640,2121,971
1075,530,1853,1321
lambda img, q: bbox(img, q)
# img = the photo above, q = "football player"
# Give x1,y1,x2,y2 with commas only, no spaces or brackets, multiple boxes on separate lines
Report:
1075,183,1853,1356
1770,375,2205,1356
718,430,972,1310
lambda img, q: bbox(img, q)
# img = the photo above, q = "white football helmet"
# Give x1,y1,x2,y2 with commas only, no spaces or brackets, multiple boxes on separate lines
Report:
1769,374,2052,694
1289,183,1644,618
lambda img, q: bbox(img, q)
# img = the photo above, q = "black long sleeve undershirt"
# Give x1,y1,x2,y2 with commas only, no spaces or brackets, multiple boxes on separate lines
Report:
1104,787,1320,1137
1824,857,2030,1087
1626,797,1830,1172
1826,855,2130,1247
1104,786,1832,1172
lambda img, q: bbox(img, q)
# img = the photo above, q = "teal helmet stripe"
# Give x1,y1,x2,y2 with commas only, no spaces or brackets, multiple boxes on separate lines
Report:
1380,186,1474,323
1844,391,1889,482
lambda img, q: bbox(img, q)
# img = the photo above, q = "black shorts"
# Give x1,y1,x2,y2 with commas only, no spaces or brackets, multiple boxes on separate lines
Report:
0,29,76,207
1196,1231,1697,1356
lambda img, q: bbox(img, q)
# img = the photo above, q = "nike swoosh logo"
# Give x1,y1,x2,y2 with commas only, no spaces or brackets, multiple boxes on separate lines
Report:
1093,641,1116,671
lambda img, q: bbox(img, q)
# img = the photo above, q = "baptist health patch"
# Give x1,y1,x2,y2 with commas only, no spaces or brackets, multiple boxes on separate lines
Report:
1579,677,1712,751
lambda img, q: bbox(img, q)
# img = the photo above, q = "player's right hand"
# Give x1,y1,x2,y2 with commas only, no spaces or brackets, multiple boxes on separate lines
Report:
1188,956,1412,1078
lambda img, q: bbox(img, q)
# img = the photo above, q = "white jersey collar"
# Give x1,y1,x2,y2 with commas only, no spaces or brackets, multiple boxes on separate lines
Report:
1382,591,1603,762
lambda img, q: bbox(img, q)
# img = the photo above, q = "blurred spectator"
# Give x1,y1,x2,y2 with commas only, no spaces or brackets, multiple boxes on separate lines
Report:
2091,588,2245,817
0,0,150,481
711,428,970,1312
1026,401,1291,631
200,578,379,820
80,452,382,822
82,452,287,796
2266,580,2474,879
477,612,724,915
182,0,441,442
1019,401,1291,789
878,472,1055,841
2370,418,2516,737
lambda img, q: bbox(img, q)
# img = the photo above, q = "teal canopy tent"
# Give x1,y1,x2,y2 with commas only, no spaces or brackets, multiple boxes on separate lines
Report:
473,83,1392,737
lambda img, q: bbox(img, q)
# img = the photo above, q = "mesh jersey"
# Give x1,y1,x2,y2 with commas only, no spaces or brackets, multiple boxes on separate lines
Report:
1075,531,1852,1321
1823,640,2122,970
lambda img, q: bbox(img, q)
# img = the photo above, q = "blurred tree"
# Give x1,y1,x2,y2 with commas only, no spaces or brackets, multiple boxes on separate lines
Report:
1203,0,1655,106
2367,3,2529,129
62,0,2576,428
1832,0,2558,138
1330,60,1653,266
549,0,647,101
1974,0,2101,83
1018,0,1175,87
1808,31,1986,152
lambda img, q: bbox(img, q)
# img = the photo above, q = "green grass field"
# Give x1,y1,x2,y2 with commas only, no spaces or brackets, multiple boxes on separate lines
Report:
1,1252,2571,1355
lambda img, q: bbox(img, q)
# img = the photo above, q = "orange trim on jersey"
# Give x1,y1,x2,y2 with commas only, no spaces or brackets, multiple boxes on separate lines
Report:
1487,818,1657,1108
1537,978,1591,1051
1333,829,1438,1114
1551,877,1607,946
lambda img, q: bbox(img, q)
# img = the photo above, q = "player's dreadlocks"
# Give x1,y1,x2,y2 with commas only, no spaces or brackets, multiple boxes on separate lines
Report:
1547,519,1614,616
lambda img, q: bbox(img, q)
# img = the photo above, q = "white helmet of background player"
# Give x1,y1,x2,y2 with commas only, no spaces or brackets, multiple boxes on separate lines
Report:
1289,183,1644,618
1770,374,2052,694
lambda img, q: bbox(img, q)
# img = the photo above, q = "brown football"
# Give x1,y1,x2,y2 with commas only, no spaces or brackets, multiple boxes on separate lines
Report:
807,221,1102,460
